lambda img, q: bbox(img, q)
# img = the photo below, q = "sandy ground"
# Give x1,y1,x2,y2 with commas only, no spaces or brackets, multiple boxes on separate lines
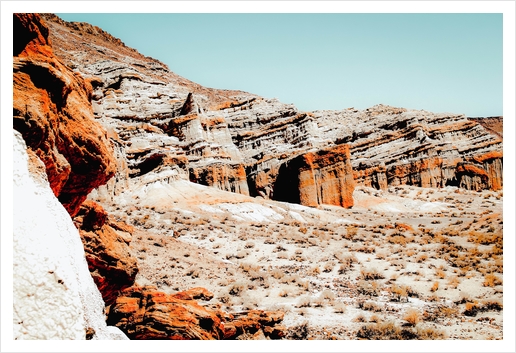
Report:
103,180,504,340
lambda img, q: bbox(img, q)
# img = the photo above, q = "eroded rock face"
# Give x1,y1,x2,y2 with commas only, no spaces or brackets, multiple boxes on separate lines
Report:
13,13,115,217
315,105,503,192
275,144,355,208
39,13,503,214
107,286,284,340
73,201,138,306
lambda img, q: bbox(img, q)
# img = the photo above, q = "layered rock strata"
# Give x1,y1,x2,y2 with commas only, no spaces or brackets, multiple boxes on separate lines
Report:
313,105,503,191
275,144,355,208
40,13,503,210
107,286,285,340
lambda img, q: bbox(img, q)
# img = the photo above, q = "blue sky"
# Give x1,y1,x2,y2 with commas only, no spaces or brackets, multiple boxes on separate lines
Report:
56,13,502,117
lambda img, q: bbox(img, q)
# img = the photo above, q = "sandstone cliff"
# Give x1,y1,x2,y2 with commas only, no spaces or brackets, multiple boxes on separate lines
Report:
40,13,502,207
13,13,116,217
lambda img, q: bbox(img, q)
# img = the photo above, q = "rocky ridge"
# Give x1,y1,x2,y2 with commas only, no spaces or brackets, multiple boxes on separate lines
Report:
40,14,502,209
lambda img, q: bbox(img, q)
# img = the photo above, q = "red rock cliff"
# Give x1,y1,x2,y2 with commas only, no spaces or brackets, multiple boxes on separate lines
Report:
274,144,355,208
13,13,116,217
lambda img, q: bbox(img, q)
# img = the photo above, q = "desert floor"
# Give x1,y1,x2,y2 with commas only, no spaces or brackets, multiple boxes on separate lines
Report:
106,181,503,340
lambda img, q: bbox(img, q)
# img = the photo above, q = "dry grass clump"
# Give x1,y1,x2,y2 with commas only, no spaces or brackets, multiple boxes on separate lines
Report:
357,280,382,297
357,300,383,312
423,305,459,322
403,308,420,326
483,273,502,287
356,322,446,340
360,267,385,281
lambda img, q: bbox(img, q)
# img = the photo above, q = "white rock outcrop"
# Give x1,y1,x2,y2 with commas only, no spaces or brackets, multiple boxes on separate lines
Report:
13,130,127,340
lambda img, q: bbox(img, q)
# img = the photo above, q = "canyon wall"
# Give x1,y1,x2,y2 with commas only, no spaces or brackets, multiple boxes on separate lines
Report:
40,13,502,208
275,145,355,208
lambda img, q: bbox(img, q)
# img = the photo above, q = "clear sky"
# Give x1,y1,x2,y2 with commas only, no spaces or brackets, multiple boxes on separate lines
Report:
56,13,502,117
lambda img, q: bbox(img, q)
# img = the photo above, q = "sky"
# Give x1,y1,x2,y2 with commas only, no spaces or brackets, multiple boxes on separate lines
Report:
55,12,503,117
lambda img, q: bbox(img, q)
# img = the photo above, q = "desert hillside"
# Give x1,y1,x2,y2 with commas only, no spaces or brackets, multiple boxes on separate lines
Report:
13,13,504,341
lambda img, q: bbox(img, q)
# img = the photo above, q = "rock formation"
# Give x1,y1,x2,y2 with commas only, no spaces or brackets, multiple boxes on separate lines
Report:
13,13,116,217
468,116,503,139
13,130,127,340
73,201,139,305
275,144,355,208
40,13,502,208
107,286,284,340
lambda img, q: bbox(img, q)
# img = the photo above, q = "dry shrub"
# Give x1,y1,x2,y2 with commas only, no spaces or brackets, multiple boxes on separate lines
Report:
369,314,382,323
375,251,388,260
447,276,460,289
229,282,246,296
387,234,410,246
357,280,381,297
482,299,503,312
358,300,383,312
286,321,310,340
416,254,428,263
430,281,439,292
468,231,502,246
323,262,335,273
356,322,446,340
423,305,459,321
307,266,321,276
395,222,414,232
403,308,420,326
270,268,285,280
295,295,312,308
360,267,385,280
463,301,481,317
320,289,336,301
353,314,367,323
483,273,502,287
435,269,446,279
278,289,290,297
344,225,359,241
389,284,408,302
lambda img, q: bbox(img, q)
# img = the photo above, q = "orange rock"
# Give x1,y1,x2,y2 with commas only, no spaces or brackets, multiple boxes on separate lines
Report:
275,144,355,208
74,201,138,305
108,286,285,340
190,163,249,196
172,287,214,301
13,13,115,217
